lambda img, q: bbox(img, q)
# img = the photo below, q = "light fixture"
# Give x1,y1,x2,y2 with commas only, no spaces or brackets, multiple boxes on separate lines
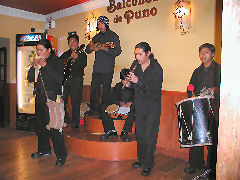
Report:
85,13,98,40
174,0,191,35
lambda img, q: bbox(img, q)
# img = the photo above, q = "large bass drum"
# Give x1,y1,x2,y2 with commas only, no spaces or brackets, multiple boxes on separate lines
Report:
176,96,217,148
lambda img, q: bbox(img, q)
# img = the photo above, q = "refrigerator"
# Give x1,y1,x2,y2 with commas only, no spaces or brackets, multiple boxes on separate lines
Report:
16,33,44,131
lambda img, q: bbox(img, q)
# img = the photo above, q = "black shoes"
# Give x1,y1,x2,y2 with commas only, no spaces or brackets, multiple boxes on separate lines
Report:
72,124,79,130
120,131,131,142
184,167,201,174
31,151,52,159
100,130,118,139
132,162,152,176
132,162,143,169
56,158,66,166
141,168,152,176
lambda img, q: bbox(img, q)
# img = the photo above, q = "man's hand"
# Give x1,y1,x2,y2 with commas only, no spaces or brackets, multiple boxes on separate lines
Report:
32,59,39,68
127,72,138,84
38,57,47,67
126,102,132,107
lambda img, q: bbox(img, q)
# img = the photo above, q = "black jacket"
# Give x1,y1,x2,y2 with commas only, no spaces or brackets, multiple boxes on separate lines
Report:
60,48,87,79
187,60,221,99
85,29,121,73
27,53,64,101
110,82,134,105
130,59,163,114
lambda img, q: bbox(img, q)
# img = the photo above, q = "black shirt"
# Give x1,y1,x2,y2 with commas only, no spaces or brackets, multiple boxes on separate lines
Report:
187,60,221,98
27,53,64,101
130,59,163,114
110,82,134,105
60,48,87,79
85,29,122,73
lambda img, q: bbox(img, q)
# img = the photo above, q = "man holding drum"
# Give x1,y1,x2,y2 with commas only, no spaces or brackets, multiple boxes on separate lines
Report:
100,68,134,142
184,43,221,178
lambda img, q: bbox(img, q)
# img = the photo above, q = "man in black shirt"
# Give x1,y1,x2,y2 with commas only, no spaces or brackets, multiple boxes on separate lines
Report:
100,68,134,142
184,43,221,178
60,32,87,130
127,42,163,177
85,16,122,115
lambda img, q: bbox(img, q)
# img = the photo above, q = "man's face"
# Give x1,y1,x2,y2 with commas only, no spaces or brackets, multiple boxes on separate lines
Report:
68,38,79,51
199,47,214,65
134,48,150,65
36,44,50,58
97,22,106,32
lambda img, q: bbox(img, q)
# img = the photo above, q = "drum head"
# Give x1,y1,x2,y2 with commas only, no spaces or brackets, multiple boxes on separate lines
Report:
118,106,130,115
105,104,119,113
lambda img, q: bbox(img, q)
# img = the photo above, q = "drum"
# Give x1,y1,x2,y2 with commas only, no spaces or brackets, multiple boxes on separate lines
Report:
176,96,216,148
118,106,130,119
105,104,119,119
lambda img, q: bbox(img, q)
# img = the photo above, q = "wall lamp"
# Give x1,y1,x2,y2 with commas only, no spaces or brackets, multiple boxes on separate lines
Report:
174,0,191,35
85,13,98,40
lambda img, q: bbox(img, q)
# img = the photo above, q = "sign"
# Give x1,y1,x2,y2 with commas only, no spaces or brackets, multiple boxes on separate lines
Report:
107,0,158,24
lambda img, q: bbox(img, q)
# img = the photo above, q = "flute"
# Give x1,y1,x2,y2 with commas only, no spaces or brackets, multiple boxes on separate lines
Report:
123,62,138,87
34,55,42,82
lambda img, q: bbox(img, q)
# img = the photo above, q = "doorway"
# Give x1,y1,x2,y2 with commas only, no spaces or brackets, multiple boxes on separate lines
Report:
0,47,9,127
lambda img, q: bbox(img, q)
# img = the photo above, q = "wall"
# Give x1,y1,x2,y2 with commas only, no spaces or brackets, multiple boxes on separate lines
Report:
0,14,44,126
48,0,216,92
0,0,218,160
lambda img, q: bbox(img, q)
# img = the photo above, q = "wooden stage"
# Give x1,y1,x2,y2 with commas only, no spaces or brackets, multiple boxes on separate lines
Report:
0,125,207,180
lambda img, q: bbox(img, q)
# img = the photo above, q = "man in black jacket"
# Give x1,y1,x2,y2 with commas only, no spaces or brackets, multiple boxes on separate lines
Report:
100,68,134,142
184,43,221,179
85,16,122,115
60,32,87,130
28,39,67,166
127,42,163,177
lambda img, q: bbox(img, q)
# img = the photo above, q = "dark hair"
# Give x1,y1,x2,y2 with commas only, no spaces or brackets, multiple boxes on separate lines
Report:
67,34,79,43
96,16,109,31
135,42,154,59
96,23,109,31
120,68,130,80
37,39,54,54
199,43,215,53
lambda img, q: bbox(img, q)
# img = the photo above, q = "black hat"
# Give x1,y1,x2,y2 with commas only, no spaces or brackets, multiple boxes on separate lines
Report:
67,31,79,42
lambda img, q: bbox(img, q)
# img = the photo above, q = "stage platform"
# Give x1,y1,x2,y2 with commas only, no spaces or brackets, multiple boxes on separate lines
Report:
64,115,137,161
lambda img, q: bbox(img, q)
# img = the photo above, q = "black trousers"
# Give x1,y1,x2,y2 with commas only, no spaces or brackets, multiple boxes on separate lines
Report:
35,93,67,159
89,72,113,111
135,110,161,169
101,104,134,133
63,78,83,126
189,145,217,170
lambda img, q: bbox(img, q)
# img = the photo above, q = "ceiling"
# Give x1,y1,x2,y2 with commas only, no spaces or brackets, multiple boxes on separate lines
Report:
0,0,91,15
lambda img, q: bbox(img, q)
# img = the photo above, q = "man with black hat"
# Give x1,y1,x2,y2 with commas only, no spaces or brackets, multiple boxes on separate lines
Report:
85,16,122,115
60,32,87,130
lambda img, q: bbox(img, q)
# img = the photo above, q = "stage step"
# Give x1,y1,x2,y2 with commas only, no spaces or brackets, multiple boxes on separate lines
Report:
84,115,135,135
64,126,137,161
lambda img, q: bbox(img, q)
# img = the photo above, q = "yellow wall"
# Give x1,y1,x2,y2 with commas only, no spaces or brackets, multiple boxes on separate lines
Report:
0,0,216,91
0,14,45,83
48,0,216,92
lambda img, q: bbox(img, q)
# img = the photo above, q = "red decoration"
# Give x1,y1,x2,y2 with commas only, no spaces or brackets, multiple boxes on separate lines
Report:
187,84,194,91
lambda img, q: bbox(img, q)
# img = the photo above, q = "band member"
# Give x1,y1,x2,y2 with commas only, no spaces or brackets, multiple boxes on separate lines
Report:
184,43,220,179
126,42,163,176
85,16,122,115
100,68,134,142
60,32,87,130
27,39,67,166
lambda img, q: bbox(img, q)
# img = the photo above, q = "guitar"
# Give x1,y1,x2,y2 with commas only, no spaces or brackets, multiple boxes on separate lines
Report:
63,44,85,85
90,41,116,49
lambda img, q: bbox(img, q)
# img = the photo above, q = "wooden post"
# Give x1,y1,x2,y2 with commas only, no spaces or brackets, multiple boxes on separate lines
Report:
217,0,240,179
